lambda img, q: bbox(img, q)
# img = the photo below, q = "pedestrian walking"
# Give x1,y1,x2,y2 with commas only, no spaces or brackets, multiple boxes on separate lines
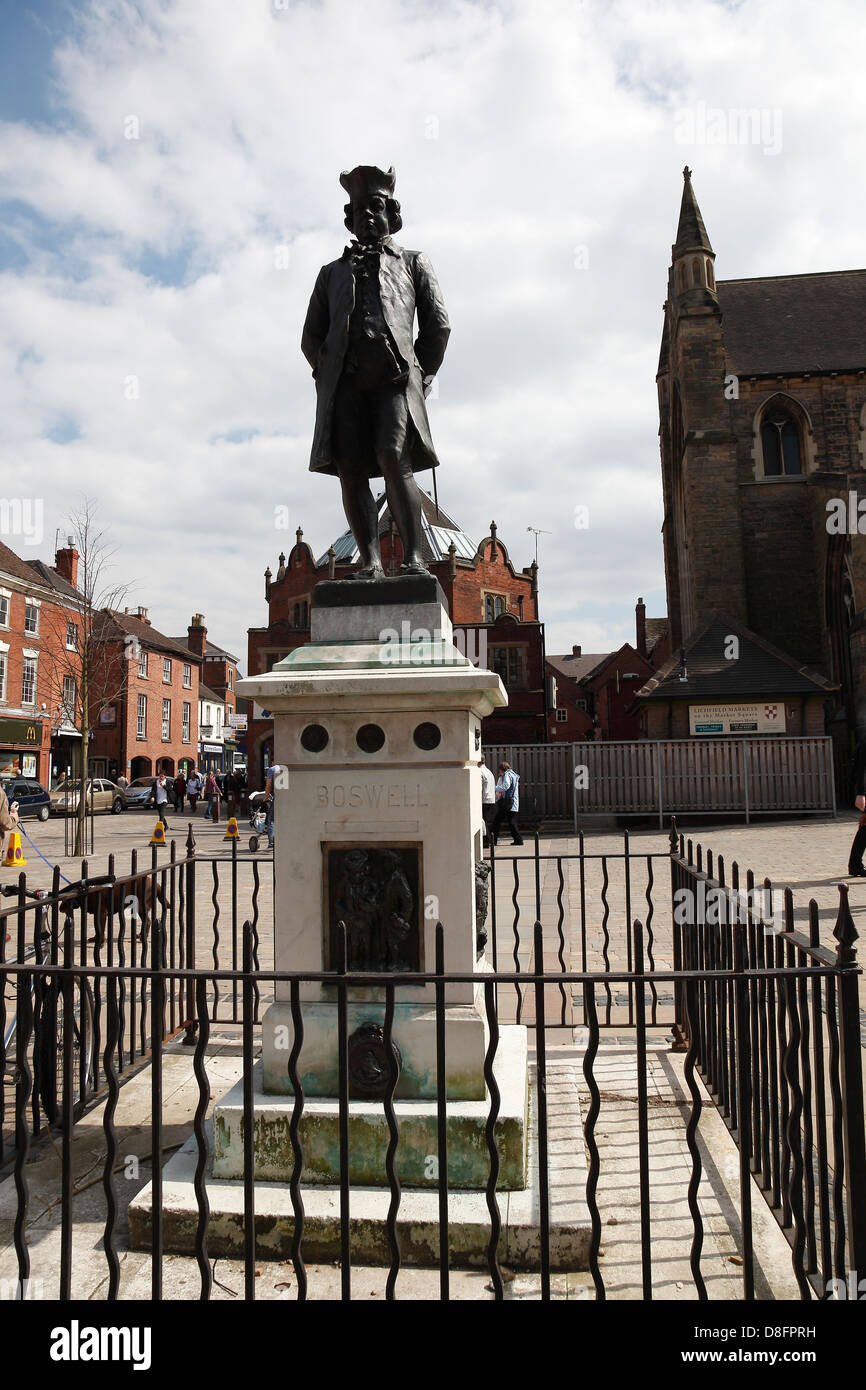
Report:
490,761,524,846
205,770,222,824
479,753,496,845
848,738,866,876
263,761,283,850
151,773,170,829
174,770,186,814
186,767,202,813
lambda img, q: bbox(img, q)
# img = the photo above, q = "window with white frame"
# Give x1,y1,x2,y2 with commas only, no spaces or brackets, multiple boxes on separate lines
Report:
0,650,7,702
22,656,37,705
0,593,9,628
227,668,234,689
182,701,191,742
183,663,191,688
66,622,78,650
162,698,171,740
163,657,172,683
138,649,148,678
556,708,568,723
62,675,77,724
215,707,222,735
24,602,39,636
137,694,147,737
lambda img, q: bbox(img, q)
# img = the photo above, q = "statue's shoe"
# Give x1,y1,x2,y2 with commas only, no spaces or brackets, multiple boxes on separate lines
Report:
351,563,386,580
400,560,430,575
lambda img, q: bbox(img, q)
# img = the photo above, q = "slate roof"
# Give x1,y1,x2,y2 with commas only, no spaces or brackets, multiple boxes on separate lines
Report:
319,492,477,567
645,617,668,656
717,270,866,376
0,541,52,587
547,652,611,683
27,559,81,601
100,610,203,662
633,615,837,702
198,682,223,703
171,634,239,664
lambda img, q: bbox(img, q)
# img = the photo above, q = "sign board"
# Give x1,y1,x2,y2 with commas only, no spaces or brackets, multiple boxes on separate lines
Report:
99,706,116,726
202,743,223,754
228,714,247,731
689,702,787,736
0,717,42,745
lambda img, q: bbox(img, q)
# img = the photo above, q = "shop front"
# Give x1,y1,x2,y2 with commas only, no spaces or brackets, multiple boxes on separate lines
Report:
0,715,49,784
199,741,224,774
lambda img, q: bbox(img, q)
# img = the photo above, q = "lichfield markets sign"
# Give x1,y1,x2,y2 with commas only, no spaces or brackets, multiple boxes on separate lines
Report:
688,702,787,736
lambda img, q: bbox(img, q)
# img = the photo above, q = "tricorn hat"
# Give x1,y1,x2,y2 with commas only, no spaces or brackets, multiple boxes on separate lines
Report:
339,164,397,203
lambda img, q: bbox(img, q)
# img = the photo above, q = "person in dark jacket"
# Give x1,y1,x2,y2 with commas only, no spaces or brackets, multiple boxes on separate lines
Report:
848,740,866,875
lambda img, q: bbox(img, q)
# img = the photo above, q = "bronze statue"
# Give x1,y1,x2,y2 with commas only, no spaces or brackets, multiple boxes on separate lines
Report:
302,165,450,578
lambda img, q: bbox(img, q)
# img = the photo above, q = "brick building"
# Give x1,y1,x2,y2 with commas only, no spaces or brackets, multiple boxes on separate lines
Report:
173,616,240,774
658,168,866,775
0,540,84,786
547,643,654,742
246,496,546,786
87,608,202,781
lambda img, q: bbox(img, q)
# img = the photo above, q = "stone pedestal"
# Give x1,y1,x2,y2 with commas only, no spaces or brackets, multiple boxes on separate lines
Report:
236,574,527,1188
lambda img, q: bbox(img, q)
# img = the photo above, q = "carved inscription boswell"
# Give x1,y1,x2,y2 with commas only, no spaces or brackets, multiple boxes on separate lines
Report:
317,783,430,809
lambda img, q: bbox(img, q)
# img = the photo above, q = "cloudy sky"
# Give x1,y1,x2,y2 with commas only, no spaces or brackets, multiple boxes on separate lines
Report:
1,0,864,669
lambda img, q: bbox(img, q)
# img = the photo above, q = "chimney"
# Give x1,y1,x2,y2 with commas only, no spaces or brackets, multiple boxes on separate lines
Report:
572,644,581,658
636,596,647,658
187,613,207,658
136,605,151,625
55,541,79,588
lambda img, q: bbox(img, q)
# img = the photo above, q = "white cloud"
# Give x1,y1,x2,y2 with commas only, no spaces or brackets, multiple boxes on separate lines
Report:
0,0,864,665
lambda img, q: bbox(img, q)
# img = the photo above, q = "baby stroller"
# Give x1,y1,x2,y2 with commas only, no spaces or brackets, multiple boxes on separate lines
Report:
247,790,271,853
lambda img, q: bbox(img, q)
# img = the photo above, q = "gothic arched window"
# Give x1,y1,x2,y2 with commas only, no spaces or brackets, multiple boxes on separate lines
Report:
706,259,715,289
761,408,802,476
691,257,701,286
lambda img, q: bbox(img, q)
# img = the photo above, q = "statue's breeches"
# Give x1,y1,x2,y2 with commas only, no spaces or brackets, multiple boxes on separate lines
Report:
331,373,409,479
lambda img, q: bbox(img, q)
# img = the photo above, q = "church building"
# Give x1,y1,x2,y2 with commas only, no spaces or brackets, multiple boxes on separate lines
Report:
651,168,866,776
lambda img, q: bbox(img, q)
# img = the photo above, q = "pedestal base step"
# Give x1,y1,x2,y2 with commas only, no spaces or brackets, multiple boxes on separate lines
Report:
217,1027,528,1190
128,1062,591,1272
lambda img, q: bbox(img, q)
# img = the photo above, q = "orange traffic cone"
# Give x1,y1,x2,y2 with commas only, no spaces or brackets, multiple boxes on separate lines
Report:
150,820,167,847
223,816,240,841
2,831,27,867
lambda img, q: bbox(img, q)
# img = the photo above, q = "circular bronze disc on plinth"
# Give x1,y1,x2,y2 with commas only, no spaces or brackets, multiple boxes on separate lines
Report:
347,1022,402,1099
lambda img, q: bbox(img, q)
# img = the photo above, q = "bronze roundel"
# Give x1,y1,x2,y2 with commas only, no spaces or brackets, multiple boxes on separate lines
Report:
300,723,329,752
347,1022,402,1098
356,723,386,753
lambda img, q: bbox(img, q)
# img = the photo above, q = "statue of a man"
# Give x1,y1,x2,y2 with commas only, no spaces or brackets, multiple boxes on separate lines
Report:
301,165,450,578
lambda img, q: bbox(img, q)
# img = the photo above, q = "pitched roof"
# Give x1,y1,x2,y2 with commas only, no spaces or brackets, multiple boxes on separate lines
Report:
101,610,203,662
633,614,837,702
0,540,50,587
199,682,223,702
171,634,239,664
674,167,713,255
27,559,81,601
645,617,668,656
319,491,477,566
717,269,866,375
547,652,611,683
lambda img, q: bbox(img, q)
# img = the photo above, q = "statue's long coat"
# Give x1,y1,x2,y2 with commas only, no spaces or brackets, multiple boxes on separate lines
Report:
301,238,450,477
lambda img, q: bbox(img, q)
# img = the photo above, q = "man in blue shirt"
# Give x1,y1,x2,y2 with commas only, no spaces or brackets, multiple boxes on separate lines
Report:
490,762,524,847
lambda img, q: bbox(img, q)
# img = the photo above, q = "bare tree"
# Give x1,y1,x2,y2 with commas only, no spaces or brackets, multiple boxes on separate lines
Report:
47,500,128,857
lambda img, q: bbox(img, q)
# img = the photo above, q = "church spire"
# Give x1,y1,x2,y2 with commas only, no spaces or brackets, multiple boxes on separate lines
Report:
670,167,717,305
673,167,713,256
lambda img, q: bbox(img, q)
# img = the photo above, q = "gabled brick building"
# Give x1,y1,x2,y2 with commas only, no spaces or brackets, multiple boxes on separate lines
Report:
658,167,866,778
87,609,202,781
246,496,547,785
173,616,240,773
0,540,84,786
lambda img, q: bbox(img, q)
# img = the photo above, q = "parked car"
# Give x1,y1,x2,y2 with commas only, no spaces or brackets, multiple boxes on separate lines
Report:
49,779,127,816
123,775,176,808
1,776,51,822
